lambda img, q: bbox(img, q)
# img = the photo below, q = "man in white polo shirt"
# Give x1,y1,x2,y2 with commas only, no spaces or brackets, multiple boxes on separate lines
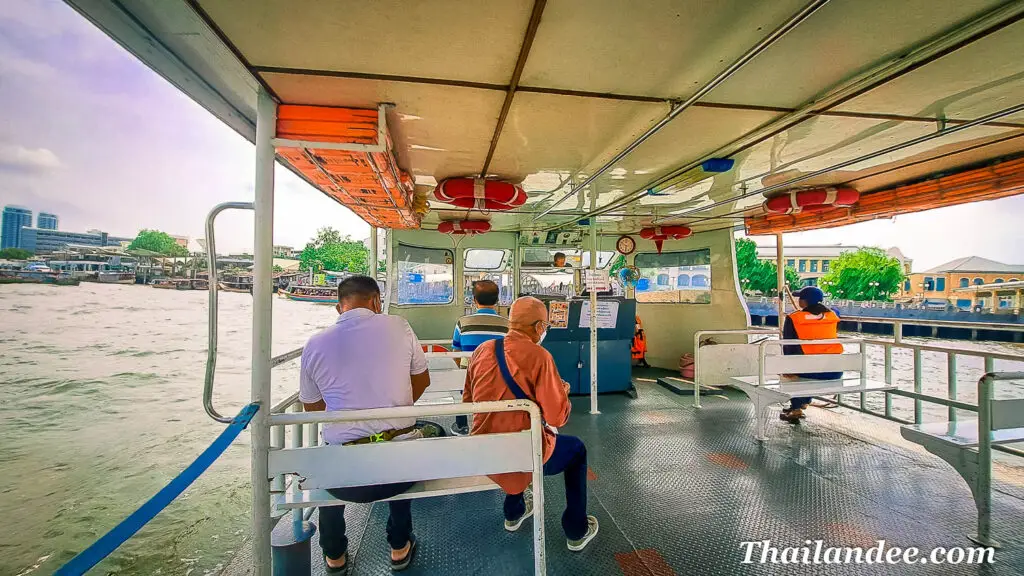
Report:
299,275,431,573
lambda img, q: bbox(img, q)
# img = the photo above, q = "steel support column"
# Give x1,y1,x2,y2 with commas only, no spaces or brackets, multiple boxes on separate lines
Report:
776,233,785,336
589,191,600,415
251,87,276,576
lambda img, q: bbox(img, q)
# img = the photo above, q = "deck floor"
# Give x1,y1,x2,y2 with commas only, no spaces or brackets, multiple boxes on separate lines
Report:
225,382,1024,575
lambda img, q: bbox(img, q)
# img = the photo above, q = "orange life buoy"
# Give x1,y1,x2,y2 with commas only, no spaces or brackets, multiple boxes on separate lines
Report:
438,220,491,235
433,178,527,211
763,187,859,215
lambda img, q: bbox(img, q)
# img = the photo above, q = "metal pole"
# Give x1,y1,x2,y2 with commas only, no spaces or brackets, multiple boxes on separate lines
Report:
776,233,785,336
913,348,923,425
251,87,276,576
368,225,378,279
884,343,893,419
894,320,902,344
589,191,600,415
947,353,958,423
972,374,995,547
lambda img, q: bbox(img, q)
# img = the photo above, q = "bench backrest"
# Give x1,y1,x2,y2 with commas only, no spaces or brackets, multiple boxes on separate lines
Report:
990,398,1024,431
269,431,534,490
759,339,865,384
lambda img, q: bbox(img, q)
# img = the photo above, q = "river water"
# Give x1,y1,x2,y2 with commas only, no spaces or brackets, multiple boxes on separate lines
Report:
1,283,1022,575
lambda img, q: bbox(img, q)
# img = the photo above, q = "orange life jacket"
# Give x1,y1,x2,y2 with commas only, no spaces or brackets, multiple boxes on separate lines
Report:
789,310,842,355
632,315,647,359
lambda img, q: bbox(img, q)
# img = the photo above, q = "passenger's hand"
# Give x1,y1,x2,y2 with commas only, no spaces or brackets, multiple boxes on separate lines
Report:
562,379,571,395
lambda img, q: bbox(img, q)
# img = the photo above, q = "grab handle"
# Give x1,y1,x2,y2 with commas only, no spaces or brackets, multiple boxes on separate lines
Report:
204,202,255,423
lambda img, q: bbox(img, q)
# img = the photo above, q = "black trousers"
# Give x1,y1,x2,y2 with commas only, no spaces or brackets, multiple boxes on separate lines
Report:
319,482,415,560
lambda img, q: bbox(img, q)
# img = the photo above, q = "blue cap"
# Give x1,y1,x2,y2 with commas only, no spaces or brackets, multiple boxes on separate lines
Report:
793,286,824,305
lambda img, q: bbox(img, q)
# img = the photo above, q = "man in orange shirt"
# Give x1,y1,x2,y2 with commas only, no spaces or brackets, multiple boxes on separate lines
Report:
463,296,599,552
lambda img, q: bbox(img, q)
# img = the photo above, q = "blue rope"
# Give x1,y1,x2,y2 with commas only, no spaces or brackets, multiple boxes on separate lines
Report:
56,403,260,576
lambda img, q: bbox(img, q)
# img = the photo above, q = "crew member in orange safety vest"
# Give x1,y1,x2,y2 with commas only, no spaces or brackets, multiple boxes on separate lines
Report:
780,286,842,424
631,315,649,368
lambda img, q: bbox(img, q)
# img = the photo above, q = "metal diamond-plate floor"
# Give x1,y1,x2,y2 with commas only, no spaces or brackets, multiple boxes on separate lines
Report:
228,382,1024,575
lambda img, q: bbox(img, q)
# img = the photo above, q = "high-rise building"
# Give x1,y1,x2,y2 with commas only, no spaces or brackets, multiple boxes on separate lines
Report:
2,206,33,250
37,212,59,230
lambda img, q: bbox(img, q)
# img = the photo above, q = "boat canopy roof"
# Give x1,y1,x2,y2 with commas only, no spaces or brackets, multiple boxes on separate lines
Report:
66,0,1024,235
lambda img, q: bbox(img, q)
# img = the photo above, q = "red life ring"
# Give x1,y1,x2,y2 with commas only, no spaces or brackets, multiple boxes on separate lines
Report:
639,226,692,240
640,226,691,253
763,187,859,215
433,178,527,211
437,220,491,235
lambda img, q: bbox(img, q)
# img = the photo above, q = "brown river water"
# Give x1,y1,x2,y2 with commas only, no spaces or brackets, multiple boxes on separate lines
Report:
1,282,1021,575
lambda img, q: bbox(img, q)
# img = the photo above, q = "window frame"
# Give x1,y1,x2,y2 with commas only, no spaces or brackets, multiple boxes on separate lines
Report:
634,248,712,305
392,242,456,306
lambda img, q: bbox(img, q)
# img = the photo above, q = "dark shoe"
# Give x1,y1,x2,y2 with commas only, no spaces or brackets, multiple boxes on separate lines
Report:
391,536,417,571
779,408,804,424
324,552,349,574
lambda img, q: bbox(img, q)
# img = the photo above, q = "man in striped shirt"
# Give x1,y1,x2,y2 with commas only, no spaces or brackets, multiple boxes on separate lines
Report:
450,279,508,435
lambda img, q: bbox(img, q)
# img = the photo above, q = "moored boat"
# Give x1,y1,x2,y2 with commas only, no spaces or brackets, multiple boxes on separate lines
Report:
97,271,136,284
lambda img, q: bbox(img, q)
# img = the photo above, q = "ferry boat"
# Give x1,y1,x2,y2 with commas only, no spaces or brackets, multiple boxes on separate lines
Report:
151,278,209,290
97,271,136,284
54,2,1024,576
279,284,338,304
219,274,254,293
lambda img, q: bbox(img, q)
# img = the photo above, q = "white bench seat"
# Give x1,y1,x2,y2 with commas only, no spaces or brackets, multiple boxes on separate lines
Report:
275,476,500,510
731,375,893,400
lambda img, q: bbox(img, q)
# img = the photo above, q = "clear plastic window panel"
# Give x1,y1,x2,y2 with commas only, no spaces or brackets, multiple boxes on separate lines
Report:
393,244,454,305
634,249,712,304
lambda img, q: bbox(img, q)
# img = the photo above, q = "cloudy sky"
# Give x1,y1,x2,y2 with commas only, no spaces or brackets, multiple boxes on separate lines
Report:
1,0,1021,269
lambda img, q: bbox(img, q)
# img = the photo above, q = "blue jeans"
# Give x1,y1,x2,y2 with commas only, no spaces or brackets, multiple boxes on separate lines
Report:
503,434,589,540
319,482,414,559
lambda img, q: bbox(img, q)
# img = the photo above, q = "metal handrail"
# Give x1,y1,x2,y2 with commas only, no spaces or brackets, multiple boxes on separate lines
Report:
692,328,778,407
203,201,255,423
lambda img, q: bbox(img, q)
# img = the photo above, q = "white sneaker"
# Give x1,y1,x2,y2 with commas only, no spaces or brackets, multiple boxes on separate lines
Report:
567,516,599,552
504,488,534,532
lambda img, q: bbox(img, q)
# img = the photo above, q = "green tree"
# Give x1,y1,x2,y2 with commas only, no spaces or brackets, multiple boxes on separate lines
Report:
735,238,800,294
819,248,905,301
0,247,33,260
299,227,369,274
128,229,188,256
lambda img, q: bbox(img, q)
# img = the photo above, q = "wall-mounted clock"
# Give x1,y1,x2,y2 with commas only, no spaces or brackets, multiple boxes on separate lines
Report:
616,235,636,255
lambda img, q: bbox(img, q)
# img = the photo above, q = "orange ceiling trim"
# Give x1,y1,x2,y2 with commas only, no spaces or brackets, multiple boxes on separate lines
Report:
745,155,1024,235
275,105,423,229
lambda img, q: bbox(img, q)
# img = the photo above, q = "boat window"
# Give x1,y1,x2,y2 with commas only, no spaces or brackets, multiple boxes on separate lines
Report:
464,249,508,271
634,249,712,304
392,244,454,305
959,278,970,288
520,267,575,298
522,248,614,269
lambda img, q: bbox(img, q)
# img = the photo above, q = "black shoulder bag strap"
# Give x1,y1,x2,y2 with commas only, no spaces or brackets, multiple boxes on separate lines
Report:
494,339,530,401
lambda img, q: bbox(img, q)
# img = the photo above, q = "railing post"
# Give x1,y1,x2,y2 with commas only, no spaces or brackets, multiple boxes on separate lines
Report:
893,320,902,344
251,87,277,576
913,348,923,424
884,343,893,419
970,374,996,547
693,332,701,408
270,423,285,493
947,353,958,423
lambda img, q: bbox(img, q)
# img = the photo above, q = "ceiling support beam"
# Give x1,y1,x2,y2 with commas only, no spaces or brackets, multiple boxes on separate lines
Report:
653,102,1024,223
553,0,1024,231
479,0,548,178
532,0,832,220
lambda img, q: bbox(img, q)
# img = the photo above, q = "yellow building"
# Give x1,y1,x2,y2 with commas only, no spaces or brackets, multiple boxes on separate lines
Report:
904,256,1024,307
756,245,912,288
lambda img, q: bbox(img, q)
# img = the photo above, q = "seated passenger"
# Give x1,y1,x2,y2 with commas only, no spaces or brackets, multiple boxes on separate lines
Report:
780,286,842,424
450,279,509,436
299,275,431,573
463,296,599,551
553,252,567,267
